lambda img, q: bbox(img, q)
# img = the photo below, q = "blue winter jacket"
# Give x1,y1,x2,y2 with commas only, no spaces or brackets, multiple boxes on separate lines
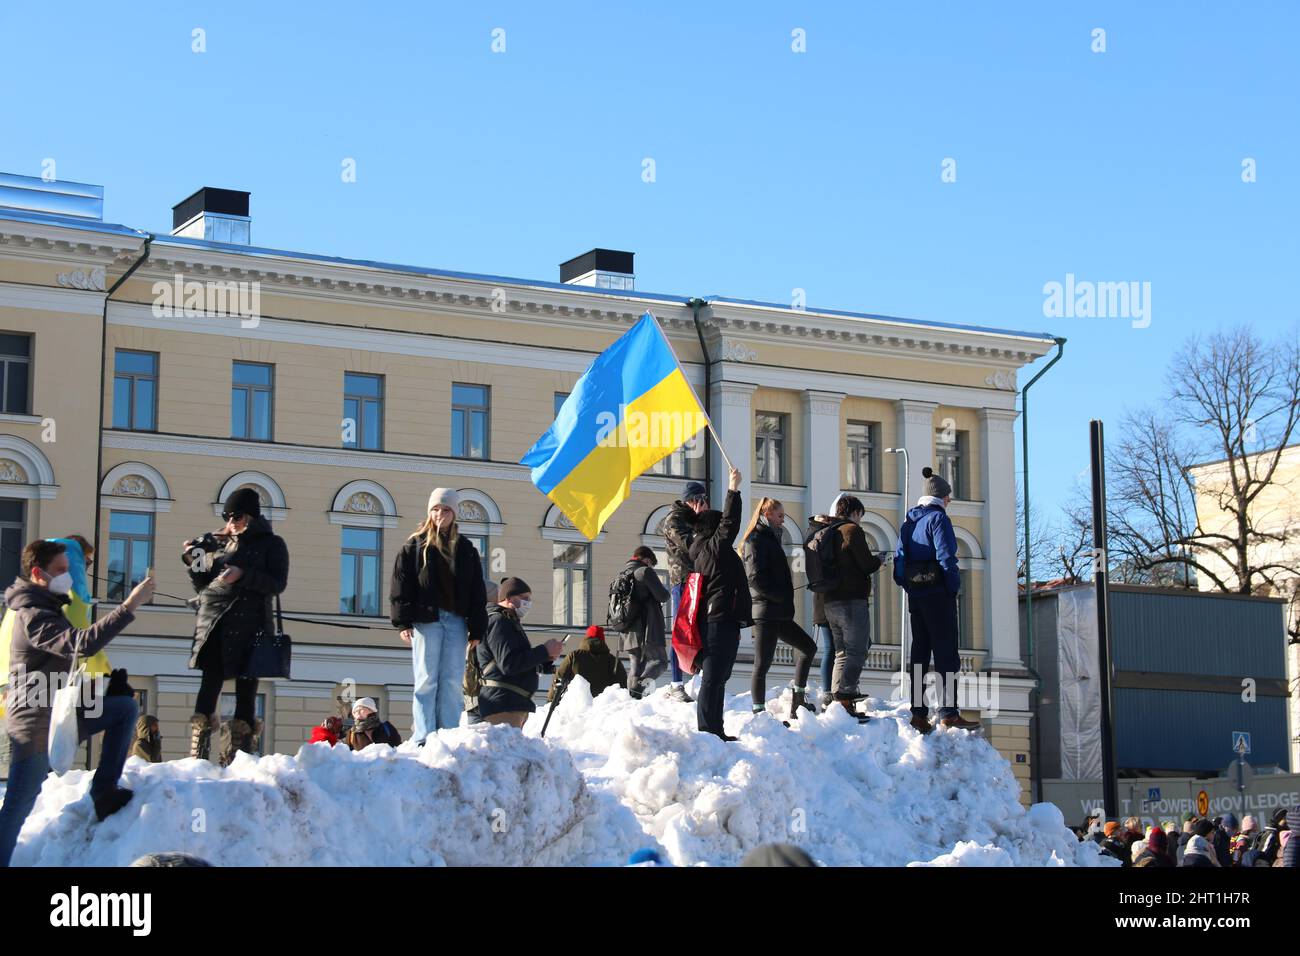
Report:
893,504,960,597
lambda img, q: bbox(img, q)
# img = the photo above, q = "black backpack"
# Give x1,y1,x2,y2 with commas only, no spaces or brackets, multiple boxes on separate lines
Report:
605,564,642,631
804,521,847,593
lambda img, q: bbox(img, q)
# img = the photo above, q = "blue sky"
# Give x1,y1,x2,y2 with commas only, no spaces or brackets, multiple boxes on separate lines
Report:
2,1,1296,525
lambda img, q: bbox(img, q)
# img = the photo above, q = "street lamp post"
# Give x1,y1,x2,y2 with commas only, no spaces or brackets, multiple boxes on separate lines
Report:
885,446,909,688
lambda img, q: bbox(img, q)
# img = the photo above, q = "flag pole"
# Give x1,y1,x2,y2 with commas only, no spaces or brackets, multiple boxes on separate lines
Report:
646,312,734,473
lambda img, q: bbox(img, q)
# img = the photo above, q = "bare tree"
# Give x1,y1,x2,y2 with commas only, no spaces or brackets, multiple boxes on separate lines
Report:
1102,326,1300,631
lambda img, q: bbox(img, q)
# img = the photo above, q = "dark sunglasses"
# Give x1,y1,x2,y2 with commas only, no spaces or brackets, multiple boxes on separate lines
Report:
221,512,245,522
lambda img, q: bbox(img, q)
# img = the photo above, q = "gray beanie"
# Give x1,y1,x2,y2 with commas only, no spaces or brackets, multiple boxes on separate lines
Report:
920,467,952,499
428,487,459,512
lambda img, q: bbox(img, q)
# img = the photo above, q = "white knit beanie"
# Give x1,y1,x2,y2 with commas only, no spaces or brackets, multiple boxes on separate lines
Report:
352,697,377,717
427,488,459,512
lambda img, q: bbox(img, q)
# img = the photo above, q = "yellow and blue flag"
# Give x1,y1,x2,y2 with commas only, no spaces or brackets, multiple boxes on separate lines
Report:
521,312,707,539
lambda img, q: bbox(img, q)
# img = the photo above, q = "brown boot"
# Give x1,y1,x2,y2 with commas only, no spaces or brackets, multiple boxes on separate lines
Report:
837,697,870,723
189,713,217,760
218,718,261,767
910,713,934,735
940,713,982,732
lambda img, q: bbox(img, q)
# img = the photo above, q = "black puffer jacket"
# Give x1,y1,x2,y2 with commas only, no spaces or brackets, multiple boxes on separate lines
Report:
187,515,289,679
662,501,697,587
743,521,795,622
687,490,752,627
476,603,550,718
623,558,670,652
389,535,488,641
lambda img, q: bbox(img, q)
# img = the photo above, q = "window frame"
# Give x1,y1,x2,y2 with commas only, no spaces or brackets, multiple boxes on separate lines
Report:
755,411,788,484
339,525,384,616
231,361,275,441
106,510,154,602
343,372,385,451
0,333,32,416
551,541,591,628
935,428,969,500
0,498,26,589
113,349,159,432
451,383,491,460
846,420,881,492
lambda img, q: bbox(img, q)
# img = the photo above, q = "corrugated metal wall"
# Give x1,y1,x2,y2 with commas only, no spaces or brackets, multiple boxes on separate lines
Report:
1115,689,1289,770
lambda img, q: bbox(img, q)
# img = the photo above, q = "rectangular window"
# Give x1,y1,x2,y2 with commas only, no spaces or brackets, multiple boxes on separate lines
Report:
451,383,490,459
0,333,32,415
846,421,881,491
112,350,158,431
463,533,491,588
935,428,969,499
343,373,384,451
755,412,787,484
340,526,382,616
552,542,590,628
649,445,691,478
554,391,569,417
231,361,274,441
0,498,25,588
107,511,153,602
958,570,974,650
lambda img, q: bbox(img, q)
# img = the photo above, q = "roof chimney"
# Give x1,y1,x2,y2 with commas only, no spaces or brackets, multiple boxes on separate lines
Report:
559,248,634,291
171,187,251,244
0,172,103,220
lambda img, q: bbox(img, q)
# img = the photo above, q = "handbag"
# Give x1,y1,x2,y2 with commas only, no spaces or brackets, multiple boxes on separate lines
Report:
670,572,706,676
48,638,85,775
243,594,292,679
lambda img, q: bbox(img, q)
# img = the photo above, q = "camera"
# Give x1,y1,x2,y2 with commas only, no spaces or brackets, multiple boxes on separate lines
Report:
192,532,225,553
183,532,229,571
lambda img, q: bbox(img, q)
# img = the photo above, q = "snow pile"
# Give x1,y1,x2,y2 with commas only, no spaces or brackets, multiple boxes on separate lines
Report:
12,680,1112,867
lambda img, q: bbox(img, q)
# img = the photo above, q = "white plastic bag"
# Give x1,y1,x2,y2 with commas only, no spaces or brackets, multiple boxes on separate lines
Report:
47,656,84,775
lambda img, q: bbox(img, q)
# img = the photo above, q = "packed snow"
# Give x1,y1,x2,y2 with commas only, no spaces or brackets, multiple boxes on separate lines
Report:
11,680,1112,867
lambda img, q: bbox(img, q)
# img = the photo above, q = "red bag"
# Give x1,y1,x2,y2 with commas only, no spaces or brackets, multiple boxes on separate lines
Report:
671,572,706,676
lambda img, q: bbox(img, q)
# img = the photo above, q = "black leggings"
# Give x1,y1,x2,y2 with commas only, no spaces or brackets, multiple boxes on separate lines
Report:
195,670,258,724
750,620,817,704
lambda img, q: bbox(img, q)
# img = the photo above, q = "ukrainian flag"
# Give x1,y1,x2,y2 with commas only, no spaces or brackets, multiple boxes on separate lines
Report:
522,312,706,539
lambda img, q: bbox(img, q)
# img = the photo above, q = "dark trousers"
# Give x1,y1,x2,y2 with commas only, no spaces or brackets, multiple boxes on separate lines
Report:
908,592,961,719
195,670,258,724
696,620,740,734
750,620,816,705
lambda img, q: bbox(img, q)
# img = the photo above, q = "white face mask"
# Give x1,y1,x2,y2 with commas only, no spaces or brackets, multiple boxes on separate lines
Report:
46,571,73,595
515,597,532,619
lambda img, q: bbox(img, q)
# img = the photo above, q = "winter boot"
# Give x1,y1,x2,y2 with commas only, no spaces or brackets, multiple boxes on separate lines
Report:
189,713,217,761
939,713,982,732
818,690,835,709
789,689,816,720
218,718,261,767
93,786,134,822
837,697,870,723
909,713,934,735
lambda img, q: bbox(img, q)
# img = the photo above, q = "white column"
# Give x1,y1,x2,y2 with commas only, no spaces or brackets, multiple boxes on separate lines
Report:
709,379,756,508
893,399,938,513
802,389,846,518
980,406,1022,671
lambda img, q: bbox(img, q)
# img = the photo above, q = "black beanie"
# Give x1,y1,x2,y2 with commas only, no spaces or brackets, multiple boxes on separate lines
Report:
223,487,262,519
498,576,531,599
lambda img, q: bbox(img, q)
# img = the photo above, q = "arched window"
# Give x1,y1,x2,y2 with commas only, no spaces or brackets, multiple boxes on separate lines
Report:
330,480,398,617
100,462,172,601
455,487,504,586
543,504,595,627
214,471,288,522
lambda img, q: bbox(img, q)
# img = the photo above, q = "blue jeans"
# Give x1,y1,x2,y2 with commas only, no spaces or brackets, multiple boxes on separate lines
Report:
411,612,467,741
669,584,685,684
0,693,137,868
815,624,834,692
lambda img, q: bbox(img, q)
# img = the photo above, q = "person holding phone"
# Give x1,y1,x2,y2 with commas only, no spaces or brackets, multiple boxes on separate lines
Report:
476,578,563,729
182,487,289,763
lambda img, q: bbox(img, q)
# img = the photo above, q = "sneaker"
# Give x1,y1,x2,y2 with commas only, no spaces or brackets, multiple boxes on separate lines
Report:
93,787,134,822
666,685,694,703
818,691,834,709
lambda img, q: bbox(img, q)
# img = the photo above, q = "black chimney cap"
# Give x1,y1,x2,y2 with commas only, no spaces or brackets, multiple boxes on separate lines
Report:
172,187,250,229
559,248,634,283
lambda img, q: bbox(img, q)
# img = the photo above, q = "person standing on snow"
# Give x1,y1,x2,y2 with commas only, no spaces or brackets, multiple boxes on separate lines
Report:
619,548,669,698
741,497,817,721
391,488,488,742
476,578,563,729
687,467,749,741
893,468,979,734
662,481,709,703
0,540,155,867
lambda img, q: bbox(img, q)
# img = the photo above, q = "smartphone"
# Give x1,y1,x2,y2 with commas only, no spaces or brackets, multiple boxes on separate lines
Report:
561,633,574,645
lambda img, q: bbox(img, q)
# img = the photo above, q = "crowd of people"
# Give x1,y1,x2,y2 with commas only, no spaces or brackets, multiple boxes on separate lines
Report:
1077,808,1298,868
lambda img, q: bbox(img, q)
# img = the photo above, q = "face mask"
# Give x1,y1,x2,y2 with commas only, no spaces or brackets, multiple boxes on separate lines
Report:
46,572,73,595
515,598,532,619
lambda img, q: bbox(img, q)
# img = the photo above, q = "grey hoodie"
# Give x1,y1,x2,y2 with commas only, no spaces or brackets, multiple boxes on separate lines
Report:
2,578,135,758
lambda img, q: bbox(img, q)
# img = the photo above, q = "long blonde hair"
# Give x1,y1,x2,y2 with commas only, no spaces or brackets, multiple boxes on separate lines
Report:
738,497,782,555
410,511,459,571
